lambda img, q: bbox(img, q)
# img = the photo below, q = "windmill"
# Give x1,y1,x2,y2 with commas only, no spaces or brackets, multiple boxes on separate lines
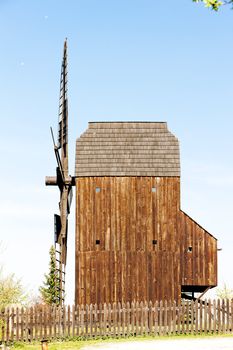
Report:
45,39,74,305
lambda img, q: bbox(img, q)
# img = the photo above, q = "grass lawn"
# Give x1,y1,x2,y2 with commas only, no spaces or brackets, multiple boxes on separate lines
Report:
9,334,233,350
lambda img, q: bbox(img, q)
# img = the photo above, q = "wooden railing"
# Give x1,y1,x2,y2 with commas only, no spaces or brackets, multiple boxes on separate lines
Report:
1,299,233,342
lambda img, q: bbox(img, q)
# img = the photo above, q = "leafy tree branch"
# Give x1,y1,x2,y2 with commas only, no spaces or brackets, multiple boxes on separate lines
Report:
193,0,233,11
0,268,27,308
216,283,233,299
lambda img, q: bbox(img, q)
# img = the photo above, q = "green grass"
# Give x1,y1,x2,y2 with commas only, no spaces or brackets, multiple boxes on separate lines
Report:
8,333,233,350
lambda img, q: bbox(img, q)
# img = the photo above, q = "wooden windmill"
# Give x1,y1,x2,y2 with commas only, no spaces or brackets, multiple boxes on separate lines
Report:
45,40,218,307
45,39,74,305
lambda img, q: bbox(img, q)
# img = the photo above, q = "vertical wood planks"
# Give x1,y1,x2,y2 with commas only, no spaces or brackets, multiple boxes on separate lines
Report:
1,301,233,342
75,177,186,305
75,176,217,306
213,299,216,334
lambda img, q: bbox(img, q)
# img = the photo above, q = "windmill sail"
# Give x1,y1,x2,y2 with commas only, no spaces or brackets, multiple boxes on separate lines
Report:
45,39,73,305
58,40,68,149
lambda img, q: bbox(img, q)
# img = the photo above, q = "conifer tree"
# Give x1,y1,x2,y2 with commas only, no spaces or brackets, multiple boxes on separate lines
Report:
39,245,59,305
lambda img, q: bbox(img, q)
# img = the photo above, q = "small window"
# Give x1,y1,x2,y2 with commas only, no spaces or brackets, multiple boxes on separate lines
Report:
152,187,156,193
96,239,100,245
152,239,157,245
187,246,192,252
96,187,101,193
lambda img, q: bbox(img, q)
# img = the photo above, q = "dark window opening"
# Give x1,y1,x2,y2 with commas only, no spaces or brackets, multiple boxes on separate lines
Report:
152,239,157,245
187,246,192,252
96,240,100,245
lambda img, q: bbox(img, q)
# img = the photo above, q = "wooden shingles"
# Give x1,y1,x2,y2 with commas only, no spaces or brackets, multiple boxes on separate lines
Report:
75,122,180,177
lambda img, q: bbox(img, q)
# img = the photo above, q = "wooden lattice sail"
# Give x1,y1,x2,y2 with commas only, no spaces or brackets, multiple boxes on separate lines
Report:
45,39,74,305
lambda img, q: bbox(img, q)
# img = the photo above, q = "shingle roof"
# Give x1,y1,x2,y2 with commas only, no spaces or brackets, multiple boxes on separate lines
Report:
75,122,180,177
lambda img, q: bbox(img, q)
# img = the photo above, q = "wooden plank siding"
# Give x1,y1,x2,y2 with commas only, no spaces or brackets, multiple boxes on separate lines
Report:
179,210,217,289
75,176,217,305
75,177,181,304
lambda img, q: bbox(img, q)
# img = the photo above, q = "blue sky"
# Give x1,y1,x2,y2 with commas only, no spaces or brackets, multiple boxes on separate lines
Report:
0,0,232,304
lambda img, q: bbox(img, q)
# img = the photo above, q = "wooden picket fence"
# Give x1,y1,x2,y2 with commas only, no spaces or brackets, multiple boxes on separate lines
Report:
1,299,233,342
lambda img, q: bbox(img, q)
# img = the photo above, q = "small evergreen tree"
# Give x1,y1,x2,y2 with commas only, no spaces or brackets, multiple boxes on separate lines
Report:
39,245,59,305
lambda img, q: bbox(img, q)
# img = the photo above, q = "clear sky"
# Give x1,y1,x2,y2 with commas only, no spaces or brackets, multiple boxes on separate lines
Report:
0,0,232,304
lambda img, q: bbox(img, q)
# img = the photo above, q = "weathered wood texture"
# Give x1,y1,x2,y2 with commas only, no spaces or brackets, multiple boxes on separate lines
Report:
1,300,231,342
75,122,180,177
75,177,180,304
75,177,217,305
179,211,217,289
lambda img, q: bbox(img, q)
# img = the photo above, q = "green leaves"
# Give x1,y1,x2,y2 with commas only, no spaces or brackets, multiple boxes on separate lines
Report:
216,283,233,299
0,268,26,308
193,0,233,11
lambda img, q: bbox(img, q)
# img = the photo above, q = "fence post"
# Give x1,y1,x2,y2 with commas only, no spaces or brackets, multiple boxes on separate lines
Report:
76,305,80,337
154,301,158,335
172,300,176,335
226,299,229,333
6,307,10,343
230,299,233,334
122,302,126,337
117,302,121,337
71,305,75,337
86,304,89,337
112,302,116,337
177,301,181,334
11,307,15,341
217,299,221,333
99,303,102,337
187,300,190,334
108,303,112,337
80,304,84,337
204,299,207,334
222,299,225,334
1,308,5,342
158,300,163,336
231,299,233,334
167,300,171,335
213,299,217,333
131,301,135,336
126,302,130,336
208,299,212,333
48,305,52,339
190,300,194,334
103,304,107,337
181,301,185,334
135,301,139,336
148,301,152,335
200,300,203,334
164,300,167,335
139,301,143,336
89,304,93,338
